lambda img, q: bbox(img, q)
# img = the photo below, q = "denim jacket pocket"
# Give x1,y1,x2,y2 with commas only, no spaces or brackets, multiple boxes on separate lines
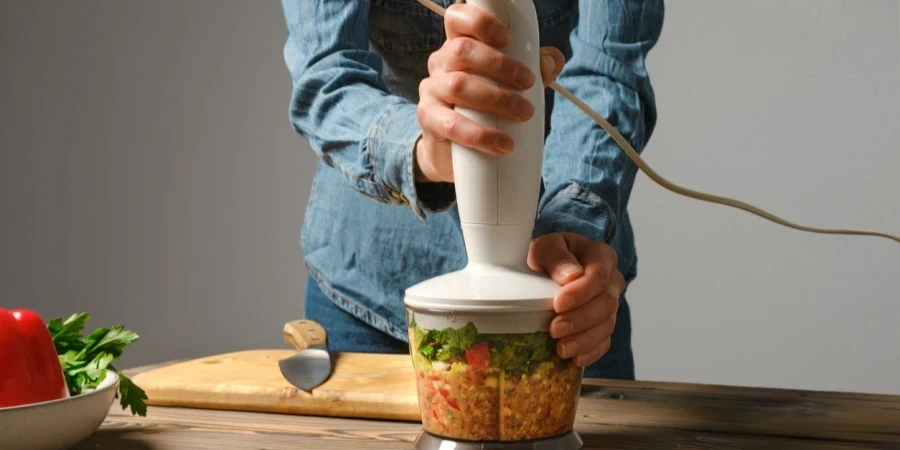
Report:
370,0,578,53
369,0,445,54
535,0,578,56
535,0,577,26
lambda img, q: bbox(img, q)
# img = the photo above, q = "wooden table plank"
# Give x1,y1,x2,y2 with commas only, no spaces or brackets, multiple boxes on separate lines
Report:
576,381,900,444
81,361,899,449
76,405,900,450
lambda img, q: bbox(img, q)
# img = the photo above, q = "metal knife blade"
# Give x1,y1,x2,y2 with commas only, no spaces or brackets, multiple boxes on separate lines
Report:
278,320,333,392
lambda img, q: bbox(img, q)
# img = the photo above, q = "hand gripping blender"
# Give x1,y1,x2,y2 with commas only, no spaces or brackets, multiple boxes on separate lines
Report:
404,1,584,448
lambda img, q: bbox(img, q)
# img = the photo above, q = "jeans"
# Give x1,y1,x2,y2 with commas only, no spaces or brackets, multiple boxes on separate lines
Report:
304,275,635,379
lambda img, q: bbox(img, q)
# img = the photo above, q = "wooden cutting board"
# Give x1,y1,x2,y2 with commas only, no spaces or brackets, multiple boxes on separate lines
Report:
130,350,422,421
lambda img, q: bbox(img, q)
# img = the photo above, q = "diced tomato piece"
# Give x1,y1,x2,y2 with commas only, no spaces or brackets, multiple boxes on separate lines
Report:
447,397,460,410
438,387,450,398
465,341,490,370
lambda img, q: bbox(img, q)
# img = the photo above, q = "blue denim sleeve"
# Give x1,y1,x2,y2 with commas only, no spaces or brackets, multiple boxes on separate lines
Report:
533,0,664,243
280,0,451,220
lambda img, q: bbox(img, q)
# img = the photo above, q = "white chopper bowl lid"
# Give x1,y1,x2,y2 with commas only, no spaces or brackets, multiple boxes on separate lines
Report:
403,265,561,313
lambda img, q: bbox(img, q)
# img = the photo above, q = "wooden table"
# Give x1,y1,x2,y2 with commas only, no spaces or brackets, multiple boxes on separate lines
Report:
74,362,900,449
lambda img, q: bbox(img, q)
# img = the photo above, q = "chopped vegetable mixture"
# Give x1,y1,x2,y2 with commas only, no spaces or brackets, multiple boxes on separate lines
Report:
409,320,581,441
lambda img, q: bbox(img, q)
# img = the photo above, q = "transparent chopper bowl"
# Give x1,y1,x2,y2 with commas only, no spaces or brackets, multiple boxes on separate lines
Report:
406,306,583,442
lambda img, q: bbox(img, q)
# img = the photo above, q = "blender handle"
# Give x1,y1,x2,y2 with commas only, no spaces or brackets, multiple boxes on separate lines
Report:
450,0,547,269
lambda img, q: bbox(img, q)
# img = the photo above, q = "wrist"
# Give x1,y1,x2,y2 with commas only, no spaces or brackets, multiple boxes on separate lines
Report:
409,135,458,214
413,137,428,183
414,136,438,183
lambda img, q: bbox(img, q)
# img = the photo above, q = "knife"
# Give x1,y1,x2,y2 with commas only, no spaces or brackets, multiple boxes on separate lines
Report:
278,319,332,392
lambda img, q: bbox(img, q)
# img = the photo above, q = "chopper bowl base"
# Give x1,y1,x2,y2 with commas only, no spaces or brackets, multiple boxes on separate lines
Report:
413,429,583,450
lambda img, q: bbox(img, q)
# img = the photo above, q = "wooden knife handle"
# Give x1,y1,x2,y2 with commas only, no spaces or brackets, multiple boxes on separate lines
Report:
283,320,327,351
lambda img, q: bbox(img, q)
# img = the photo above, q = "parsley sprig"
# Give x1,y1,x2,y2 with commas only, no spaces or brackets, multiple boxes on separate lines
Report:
414,322,478,362
47,313,148,416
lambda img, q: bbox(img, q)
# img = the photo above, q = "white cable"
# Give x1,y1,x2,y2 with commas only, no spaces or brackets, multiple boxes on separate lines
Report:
549,81,900,244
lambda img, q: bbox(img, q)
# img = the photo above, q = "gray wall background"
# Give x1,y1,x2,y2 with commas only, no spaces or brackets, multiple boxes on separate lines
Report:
2,1,898,394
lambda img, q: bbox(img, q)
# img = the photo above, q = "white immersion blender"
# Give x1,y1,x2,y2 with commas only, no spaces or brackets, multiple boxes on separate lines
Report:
404,1,584,449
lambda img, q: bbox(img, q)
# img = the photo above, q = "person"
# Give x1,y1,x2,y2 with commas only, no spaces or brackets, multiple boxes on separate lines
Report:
279,0,664,379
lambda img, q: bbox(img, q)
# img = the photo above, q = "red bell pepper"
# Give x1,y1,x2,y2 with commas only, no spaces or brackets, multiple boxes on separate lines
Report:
0,307,69,408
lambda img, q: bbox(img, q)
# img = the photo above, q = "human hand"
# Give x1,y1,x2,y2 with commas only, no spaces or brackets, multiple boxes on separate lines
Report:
414,2,565,183
527,232,625,367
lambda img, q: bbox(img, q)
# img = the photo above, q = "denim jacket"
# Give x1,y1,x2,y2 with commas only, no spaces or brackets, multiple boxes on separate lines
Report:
280,0,664,342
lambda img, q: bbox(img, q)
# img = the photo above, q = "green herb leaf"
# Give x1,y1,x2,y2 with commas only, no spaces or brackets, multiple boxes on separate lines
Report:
485,331,555,373
453,322,477,350
71,372,88,395
84,352,115,381
48,313,91,354
113,367,148,417
83,326,139,359
46,313,148,416
414,322,479,362
412,322,556,374
59,350,83,368
414,326,428,351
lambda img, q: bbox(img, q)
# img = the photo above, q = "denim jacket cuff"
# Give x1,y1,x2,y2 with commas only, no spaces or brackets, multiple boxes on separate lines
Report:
532,183,617,244
368,102,456,219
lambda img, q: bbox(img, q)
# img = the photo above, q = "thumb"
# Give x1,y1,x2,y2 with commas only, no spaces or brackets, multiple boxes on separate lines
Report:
528,235,584,285
539,46,565,88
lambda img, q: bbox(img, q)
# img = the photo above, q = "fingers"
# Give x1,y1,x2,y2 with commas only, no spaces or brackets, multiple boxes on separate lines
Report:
550,283,620,339
571,237,619,276
415,3,567,186
420,71,534,121
574,337,612,367
552,270,623,366
553,241,620,313
529,233,624,367
539,46,565,88
444,3,511,47
556,313,616,362
428,37,535,90
437,3,566,92
416,98,514,155
527,234,584,284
